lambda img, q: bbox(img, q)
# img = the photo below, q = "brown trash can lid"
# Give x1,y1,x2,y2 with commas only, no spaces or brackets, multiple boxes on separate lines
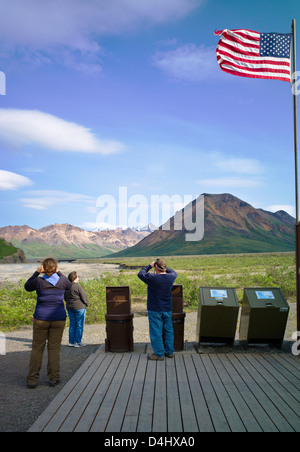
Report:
105,313,134,321
172,312,186,320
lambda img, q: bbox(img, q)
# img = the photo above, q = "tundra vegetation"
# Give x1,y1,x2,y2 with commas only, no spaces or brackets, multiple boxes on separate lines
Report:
0,253,295,331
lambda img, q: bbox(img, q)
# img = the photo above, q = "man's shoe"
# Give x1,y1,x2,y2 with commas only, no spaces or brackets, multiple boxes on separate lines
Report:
165,353,174,358
148,353,164,361
49,380,60,388
27,383,37,389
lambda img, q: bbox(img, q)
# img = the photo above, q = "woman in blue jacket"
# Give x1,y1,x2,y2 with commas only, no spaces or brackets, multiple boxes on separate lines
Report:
25,258,71,389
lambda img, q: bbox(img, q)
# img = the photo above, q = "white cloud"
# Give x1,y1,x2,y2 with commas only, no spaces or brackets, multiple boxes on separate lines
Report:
0,109,125,154
197,178,263,189
267,204,295,217
152,44,218,82
213,155,264,175
20,190,95,210
0,170,32,191
0,0,202,71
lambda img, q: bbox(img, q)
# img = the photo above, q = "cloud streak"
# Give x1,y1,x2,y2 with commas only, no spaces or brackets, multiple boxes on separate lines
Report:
212,153,264,175
197,177,263,190
19,190,95,210
0,109,125,154
0,0,203,71
0,170,32,191
152,44,218,82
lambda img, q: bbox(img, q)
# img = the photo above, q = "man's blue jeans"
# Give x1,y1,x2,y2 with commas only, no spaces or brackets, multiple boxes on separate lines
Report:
68,309,86,345
148,311,174,357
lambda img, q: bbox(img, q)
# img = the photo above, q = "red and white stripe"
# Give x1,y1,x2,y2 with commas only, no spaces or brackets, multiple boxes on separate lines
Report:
215,29,291,83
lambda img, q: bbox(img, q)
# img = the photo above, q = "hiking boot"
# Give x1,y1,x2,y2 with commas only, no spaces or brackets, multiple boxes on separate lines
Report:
148,353,164,361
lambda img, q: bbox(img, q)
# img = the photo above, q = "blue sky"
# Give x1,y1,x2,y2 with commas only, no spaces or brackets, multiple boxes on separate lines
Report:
0,0,299,230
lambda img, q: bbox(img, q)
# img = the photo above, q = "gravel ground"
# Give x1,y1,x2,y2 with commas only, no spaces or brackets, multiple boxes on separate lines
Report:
0,305,297,433
0,262,120,285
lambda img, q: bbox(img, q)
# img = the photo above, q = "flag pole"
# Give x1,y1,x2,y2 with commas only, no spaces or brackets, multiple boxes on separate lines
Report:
292,19,299,222
292,19,300,335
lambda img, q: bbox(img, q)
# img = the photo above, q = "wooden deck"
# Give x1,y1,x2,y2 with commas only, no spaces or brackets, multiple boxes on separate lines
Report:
28,346,300,433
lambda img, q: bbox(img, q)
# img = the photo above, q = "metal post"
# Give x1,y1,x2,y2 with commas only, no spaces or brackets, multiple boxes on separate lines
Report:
292,20,299,223
292,19,300,335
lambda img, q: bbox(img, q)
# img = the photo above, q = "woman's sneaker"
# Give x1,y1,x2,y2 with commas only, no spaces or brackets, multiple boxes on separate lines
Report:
74,342,86,348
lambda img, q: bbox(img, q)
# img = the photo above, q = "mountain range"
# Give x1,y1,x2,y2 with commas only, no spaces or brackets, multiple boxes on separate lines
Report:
114,193,296,257
0,193,296,260
0,224,152,260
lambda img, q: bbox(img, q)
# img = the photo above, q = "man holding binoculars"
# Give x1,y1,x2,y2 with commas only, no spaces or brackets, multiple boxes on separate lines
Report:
138,259,177,361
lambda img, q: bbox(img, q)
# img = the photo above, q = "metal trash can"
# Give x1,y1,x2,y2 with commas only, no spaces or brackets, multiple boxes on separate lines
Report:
239,288,289,349
197,287,239,346
106,286,131,315
105,286,134,353
162,285,186,351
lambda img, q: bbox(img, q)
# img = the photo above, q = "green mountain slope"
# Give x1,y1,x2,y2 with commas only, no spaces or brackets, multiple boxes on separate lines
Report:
0,238,26,262
114,193,295,257
0,238,19,259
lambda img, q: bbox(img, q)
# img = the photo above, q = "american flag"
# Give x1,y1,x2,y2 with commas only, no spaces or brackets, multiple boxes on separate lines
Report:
215,29,292,82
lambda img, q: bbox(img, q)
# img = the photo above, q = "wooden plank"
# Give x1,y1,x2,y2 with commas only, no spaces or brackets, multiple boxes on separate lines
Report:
270,354,300,381
41,352,107,432
218,354,274,432
255,354,300,402
29,350,300,434
121,354,148,432
192,355,230,432
74,354,122,432
234,354,294,432
225,354,278,432
28,351,102,432
183,355,214,432
280,354,300,371
59,354,115,432
166,357,183,432
137,359,156,432
211,355,262,432
175,355,199,432
89,354,131,432
243,354,300,432
152,360,167,432
201,355,246,432
106,354,140,432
